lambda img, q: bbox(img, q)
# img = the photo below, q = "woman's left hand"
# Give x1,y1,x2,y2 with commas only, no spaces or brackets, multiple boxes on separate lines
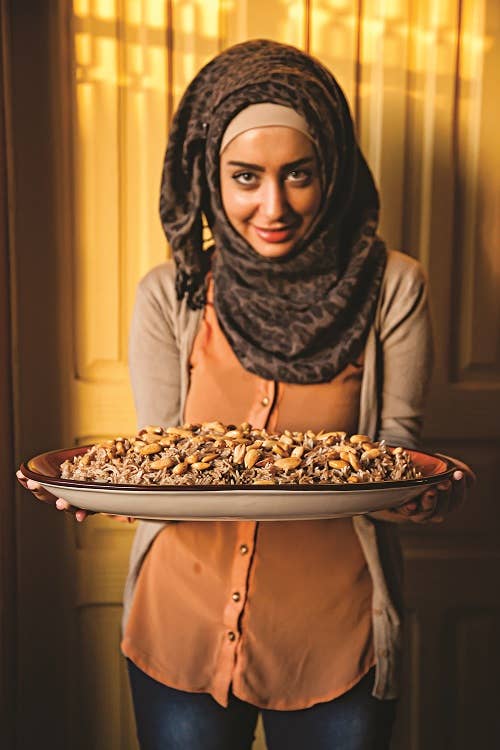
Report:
370,457,476,524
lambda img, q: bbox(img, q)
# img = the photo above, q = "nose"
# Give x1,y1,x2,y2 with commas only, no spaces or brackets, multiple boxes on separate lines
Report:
260,179,289,222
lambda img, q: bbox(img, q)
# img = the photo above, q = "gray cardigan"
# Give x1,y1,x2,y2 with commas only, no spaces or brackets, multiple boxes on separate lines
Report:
122,249,433,700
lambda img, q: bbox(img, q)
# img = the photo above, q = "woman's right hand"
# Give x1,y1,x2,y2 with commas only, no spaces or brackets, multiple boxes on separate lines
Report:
16,469,92,522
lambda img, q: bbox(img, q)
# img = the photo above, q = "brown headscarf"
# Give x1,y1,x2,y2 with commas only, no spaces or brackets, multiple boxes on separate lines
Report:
159,39,387,384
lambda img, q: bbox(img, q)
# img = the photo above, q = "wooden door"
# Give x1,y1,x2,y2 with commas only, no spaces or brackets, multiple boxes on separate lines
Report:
9,1,499,748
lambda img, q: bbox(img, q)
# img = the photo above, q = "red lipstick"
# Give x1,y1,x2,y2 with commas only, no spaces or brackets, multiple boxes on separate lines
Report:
253,225,295,243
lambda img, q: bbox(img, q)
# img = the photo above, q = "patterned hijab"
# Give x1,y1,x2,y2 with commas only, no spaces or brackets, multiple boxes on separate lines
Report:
160,39,387,384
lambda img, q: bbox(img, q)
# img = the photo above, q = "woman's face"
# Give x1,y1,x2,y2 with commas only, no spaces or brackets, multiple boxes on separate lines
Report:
219,126,321,259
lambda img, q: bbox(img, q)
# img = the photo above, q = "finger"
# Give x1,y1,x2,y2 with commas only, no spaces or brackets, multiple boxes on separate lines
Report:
409,509,443,524
397,500,419,515
26,480,58,502
418,490,437,513
436,479,451,491
436,456,476,485
106,514,134,523
56,500,91,522
16,469,28,484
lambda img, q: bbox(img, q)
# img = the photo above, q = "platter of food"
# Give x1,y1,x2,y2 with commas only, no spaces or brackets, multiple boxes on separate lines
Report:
21,422,456,521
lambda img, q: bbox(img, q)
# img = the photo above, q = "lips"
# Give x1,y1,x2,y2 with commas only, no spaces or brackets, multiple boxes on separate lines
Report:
253,225,296,243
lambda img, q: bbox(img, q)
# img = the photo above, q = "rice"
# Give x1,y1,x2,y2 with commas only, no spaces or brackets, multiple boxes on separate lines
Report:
60,421,422,486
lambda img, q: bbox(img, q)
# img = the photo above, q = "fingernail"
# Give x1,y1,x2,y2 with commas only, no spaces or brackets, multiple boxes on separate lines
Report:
56,499,66,510
27,480,39,490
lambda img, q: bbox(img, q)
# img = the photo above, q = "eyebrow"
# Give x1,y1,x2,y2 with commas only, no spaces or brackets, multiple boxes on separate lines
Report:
226,156,315,172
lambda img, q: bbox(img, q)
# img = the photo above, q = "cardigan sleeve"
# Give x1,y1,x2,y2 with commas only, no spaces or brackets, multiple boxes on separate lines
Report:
128,264,182,429
376,254,434,449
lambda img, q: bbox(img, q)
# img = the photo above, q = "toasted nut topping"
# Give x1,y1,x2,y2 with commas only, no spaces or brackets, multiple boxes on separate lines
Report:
166,427,192,437
262,440,277,449
202,452,219,462
202,421,226,434
328,459,349,470
159,436,177,446
60,423,421,487
274,457,301,470
348,454,361,470
172,461,188,475
140,443,161,455
244,449,260,469
233,444,246,464
362,448,381,461
272,444,287,457
247,440,263,450
350,434,371,444
115,441,126,456
149,457,175,470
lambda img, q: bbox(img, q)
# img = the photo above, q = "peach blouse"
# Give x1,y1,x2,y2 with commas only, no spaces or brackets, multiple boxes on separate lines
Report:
121,275,375,709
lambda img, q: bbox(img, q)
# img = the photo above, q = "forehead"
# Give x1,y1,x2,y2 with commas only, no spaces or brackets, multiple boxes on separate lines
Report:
220,126,316,166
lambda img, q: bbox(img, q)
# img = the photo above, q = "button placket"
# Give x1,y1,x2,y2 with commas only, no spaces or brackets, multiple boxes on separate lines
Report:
222,522,256,639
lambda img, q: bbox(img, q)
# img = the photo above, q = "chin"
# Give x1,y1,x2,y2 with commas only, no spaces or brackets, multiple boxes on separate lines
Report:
251,241,296,259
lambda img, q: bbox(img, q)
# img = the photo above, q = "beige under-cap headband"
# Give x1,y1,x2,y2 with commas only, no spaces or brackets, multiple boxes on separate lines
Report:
219,103,315,153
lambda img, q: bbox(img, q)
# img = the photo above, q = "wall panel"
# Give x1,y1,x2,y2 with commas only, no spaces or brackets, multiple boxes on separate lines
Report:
59,2,500,749
224,0,308,49
72,0,172,442
309,1,359,114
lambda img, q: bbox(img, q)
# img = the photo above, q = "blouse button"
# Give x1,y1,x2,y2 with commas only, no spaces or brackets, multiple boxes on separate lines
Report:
261,396,270,406
227,631,236,642
239,544,249,555
232,592,240,602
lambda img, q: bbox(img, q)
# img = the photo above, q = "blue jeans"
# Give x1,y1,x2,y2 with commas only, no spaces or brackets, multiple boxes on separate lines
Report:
127,660,397,750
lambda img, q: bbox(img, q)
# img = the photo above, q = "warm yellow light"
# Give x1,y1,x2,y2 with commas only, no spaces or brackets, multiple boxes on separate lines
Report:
74,0,90,15
75,31,92,66
145,0,166,28
127,0,142,25
94,0,116,21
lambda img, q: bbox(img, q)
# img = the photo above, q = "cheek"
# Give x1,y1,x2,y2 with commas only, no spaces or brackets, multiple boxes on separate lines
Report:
292,189,321,222
305,186,322,221
221,185,254,225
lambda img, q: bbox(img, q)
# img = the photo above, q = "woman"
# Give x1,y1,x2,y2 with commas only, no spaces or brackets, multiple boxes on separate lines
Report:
19,40,471,749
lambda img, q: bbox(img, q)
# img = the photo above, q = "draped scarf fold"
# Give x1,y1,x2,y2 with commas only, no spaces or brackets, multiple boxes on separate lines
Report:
160,39,387,384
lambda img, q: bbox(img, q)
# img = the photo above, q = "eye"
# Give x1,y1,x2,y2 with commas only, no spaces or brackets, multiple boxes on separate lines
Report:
286,169,312,185
232,171,258,187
